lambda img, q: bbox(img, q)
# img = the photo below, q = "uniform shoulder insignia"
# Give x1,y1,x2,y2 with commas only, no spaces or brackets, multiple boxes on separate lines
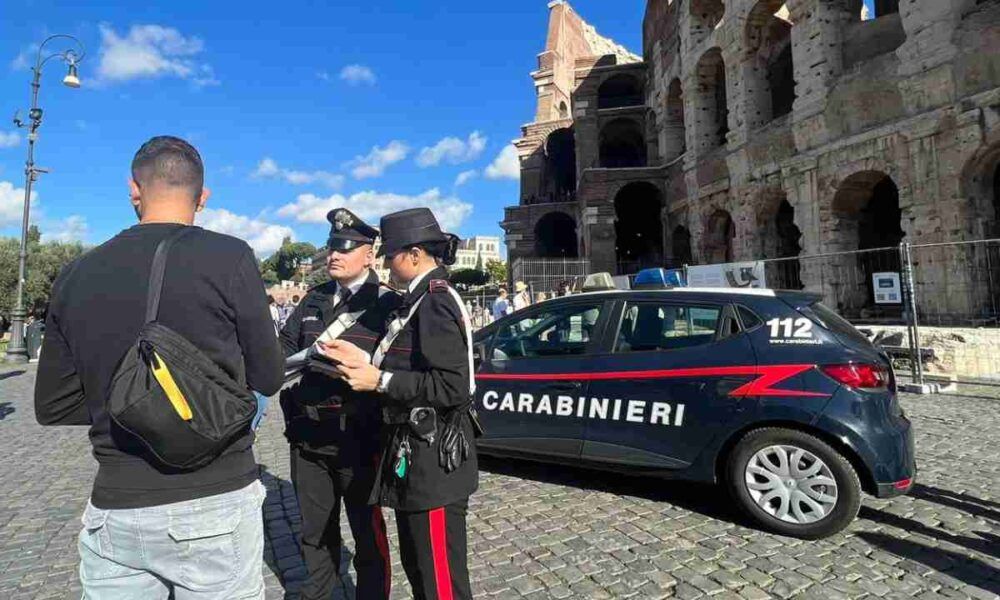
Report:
429,279,450,293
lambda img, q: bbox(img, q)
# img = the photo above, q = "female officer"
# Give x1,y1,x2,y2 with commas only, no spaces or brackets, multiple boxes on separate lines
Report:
323,207,478,600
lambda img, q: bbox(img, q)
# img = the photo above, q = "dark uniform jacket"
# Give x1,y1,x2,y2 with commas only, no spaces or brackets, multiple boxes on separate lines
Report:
279,271,401,463
372,266,479,511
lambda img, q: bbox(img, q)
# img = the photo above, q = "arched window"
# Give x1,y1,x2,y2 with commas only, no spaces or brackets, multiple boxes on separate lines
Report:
598,74,644,109
543,128,577,200
614,182,664,272
693,48,729,153
600,119,647,168
744,1,795,128
534,212,578,258
558,101,569,119
705,209,735,263
689,0,726,48
663,78,686,161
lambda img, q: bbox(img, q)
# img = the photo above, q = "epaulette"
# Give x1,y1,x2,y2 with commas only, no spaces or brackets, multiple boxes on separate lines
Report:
429,279,450,293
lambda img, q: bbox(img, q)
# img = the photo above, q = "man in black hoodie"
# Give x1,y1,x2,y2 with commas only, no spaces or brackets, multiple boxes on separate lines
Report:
35,136,283,599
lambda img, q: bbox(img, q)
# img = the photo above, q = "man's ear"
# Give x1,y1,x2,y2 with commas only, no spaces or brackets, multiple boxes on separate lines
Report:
129,179,142,216
196,186,211,212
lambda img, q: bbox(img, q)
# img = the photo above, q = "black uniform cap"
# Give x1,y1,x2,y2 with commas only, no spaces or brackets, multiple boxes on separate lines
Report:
377,207,451,257
326,208,378,252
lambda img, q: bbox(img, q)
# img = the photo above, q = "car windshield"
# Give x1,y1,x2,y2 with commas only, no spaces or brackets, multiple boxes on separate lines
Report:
800,302,868,344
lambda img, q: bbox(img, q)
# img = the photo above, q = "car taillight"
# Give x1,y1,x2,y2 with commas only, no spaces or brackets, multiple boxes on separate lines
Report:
821,364,890,390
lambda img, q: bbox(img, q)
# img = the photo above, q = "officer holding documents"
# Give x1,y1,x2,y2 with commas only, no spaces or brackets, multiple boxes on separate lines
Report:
322,207,480,600
278,208,398,600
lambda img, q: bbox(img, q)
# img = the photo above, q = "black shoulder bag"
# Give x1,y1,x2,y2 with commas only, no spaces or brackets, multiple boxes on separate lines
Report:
108,227,257,471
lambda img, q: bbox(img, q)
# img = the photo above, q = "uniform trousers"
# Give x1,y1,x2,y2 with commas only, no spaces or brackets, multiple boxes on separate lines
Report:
290,446,391,600
395,499,472,600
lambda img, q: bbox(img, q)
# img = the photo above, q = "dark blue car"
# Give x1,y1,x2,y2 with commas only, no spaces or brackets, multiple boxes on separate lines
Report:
471,274,915,539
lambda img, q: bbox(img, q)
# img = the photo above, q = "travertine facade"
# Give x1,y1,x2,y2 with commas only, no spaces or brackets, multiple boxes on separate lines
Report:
501,0,1000,318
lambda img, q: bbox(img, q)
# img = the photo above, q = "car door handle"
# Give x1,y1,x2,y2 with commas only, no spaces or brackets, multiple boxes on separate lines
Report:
546,381,582,391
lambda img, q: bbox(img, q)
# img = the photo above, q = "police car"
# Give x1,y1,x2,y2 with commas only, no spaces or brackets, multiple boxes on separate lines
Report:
471,270,915,539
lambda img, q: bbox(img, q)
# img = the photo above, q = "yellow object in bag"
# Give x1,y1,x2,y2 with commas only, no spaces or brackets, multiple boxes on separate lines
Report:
149,350,193,421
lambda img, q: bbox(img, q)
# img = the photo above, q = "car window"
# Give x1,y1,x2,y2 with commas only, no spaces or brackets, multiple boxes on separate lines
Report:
614,302,722,353
491,303,603,360
800,302,868,344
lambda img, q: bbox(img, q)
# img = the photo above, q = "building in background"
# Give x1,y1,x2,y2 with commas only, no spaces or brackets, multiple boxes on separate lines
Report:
500,0,1000,319
267,280,309,304
454,235,502,270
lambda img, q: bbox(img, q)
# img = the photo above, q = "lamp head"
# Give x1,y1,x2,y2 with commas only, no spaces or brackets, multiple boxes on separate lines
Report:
62,62,80,88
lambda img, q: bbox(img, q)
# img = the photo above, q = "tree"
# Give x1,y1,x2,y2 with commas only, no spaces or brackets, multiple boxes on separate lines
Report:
0,229,85,319
485,259,508,285
260,236,318,282
304,268,331,288
450,268,489,289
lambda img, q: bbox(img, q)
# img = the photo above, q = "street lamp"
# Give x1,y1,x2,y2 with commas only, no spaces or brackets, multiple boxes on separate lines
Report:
4,35,85,363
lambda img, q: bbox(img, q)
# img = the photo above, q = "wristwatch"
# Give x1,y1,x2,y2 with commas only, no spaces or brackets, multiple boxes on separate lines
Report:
376,371,393,393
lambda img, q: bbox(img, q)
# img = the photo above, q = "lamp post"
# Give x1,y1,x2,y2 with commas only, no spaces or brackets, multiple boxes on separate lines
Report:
4,35,85,363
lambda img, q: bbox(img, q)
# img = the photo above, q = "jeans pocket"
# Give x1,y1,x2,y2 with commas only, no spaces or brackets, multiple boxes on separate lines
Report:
80,502,113,557
168,503,243,591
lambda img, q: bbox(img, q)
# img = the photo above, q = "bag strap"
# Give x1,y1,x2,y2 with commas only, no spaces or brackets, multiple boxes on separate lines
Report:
146,227,195,323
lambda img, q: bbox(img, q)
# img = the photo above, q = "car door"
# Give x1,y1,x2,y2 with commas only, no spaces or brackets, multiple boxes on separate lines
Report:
582,298,757,469
474,298,612,459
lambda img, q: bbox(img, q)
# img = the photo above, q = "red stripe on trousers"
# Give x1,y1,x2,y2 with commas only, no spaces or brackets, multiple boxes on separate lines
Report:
429,507,454,600
372,507,391,598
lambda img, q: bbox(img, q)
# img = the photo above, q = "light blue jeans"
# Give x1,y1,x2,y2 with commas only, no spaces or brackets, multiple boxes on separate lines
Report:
78,480,266,599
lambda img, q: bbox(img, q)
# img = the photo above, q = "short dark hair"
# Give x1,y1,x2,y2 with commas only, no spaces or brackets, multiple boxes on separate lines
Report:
131,136,204,200
267,295,275,304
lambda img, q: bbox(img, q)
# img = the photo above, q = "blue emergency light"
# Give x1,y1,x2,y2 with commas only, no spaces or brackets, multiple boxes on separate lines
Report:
633,268,686,289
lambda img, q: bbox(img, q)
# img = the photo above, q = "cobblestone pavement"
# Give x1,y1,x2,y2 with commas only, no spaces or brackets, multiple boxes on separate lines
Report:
2,365,998,599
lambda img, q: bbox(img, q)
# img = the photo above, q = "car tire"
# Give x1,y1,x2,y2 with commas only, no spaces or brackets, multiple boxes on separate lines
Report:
726,427,862,539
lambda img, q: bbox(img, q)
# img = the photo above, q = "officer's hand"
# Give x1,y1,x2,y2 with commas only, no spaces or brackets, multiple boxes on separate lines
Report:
317,339,369,364
336,358,381,392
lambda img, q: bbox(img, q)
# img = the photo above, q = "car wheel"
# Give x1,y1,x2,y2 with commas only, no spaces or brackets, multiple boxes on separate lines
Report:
726,427,861,539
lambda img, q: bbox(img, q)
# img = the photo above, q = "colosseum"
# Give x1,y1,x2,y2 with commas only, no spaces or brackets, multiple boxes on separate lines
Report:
501,0,1000,322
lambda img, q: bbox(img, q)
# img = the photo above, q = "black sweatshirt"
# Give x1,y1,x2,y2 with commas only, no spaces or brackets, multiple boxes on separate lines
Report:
34,223,283,509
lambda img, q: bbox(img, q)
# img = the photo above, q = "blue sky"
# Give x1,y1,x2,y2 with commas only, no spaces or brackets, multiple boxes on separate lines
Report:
0,0,643,257
0,1,875,258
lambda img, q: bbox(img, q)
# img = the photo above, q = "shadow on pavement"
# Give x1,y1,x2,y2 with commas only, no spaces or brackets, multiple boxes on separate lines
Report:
910,484,1000,522
0,403,13,421
0,370,25,381
855,531,1000,595
478,454,748,527
259,467,357,600
859,505,1000,560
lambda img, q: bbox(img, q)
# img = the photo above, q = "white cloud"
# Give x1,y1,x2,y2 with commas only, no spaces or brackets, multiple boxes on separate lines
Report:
317,70,331,81
196,207,295,256
484,145,521,180
97,24,217,86
0,132,20,148
455,170,478,187
41,215,88,243
10,44,37,70
252,157,344,189
340,64,376,86
347,141,409,180
416,131,488,168
277,188,472,231
0,180,36,226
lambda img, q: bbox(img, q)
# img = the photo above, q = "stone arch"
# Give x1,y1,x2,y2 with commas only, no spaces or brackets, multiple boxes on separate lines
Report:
542,128,577,201
744,2,795,128
558,101,569,120
598,74,645,109
671,225,693,267
758,190,803,289
831,171,905,316
614,182,664,272
663,78,686,161
961,143,1000,238
704,209,735,263
600,118,647,168
689,0,726,48
693,48,729,153
534,212,579,258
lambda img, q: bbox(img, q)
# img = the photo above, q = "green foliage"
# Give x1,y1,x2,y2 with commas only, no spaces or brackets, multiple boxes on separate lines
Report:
0,229,86,318
305,268,332,288
450,268,490,288
485,259,507,285
260,236,318,282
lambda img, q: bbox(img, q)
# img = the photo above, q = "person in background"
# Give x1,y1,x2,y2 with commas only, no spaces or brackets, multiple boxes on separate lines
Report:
534,292,547,304
34,135,283,599
558,280,572,297
268,295,281,336
512,281,531,312
492,288,511,322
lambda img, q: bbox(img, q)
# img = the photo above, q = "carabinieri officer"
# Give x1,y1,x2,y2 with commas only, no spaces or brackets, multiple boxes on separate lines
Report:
322,207,480,600
278,208,398,600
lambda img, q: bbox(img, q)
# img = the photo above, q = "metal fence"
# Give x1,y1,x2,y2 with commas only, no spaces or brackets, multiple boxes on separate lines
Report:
510,258,590,295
